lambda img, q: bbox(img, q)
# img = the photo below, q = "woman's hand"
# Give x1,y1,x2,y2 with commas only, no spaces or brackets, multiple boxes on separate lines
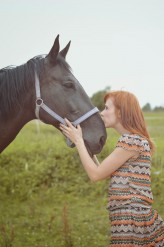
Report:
60,118,84,146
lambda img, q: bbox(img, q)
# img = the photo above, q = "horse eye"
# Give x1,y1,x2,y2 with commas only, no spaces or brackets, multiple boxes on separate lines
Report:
64,81,74,89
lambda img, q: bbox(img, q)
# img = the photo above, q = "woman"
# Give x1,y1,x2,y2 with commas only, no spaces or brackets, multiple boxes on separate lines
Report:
60,90,164,246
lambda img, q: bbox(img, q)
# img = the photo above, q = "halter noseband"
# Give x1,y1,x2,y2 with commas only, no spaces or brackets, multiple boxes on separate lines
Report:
34,70,99,147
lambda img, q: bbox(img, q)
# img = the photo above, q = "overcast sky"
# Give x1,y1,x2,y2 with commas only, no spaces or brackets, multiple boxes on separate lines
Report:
0,0,164,108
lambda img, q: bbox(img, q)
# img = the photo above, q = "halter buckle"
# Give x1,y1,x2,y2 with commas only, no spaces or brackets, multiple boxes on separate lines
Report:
36,98,43,106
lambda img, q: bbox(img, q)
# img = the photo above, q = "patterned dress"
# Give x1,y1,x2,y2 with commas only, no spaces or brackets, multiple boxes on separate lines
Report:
107,134,164,247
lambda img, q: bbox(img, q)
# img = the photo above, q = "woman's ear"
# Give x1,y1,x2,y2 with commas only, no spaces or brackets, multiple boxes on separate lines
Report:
117,110,121,119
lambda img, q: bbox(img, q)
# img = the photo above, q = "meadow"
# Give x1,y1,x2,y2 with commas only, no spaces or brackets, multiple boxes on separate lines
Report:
0,112,164,247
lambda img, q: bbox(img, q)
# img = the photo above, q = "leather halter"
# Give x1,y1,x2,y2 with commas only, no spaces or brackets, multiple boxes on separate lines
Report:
34,70,99,147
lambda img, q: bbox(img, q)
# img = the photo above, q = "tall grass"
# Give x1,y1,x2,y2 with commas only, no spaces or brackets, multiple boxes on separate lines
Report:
0,112,164,246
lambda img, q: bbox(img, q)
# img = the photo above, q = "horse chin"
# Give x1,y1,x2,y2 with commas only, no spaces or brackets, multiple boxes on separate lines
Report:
84,142,93,158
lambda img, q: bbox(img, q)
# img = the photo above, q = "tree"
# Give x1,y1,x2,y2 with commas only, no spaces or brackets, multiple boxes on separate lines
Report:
90,86,111,111
153,106,164,112
142,103,152,112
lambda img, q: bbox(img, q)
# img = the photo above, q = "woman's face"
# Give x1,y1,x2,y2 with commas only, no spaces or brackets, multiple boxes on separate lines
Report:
101,98,119,128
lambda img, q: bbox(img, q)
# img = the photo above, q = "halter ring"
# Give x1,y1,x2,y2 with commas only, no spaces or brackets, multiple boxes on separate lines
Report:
36,98,43,106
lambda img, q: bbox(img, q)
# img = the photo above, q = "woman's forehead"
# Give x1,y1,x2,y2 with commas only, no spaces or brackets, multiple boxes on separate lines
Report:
106,97,114,106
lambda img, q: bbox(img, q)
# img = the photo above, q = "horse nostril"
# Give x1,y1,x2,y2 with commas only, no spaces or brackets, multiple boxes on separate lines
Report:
99,136,106,147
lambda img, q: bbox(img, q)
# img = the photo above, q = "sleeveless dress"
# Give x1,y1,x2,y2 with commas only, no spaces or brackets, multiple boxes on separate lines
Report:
107,134,164,247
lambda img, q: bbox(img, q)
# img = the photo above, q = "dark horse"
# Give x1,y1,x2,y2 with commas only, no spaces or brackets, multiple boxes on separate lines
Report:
0,35,107,154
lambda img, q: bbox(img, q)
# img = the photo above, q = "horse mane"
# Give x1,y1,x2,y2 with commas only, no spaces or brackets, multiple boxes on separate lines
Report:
0,54,71,121
0,55,45,120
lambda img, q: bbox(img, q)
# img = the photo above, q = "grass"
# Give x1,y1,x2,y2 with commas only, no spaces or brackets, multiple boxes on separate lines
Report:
0,113,164,247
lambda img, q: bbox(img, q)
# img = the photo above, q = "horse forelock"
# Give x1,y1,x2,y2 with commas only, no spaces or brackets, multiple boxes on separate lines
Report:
0,56,45,120
56,54,72,72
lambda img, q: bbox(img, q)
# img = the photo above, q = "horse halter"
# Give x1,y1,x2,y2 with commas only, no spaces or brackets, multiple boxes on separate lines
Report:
34,70,99,147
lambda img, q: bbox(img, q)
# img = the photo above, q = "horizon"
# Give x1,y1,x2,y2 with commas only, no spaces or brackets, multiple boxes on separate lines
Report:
0,0,164,108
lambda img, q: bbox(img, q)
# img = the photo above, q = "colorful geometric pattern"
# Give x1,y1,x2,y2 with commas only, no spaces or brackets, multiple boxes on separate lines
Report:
108,134,164,246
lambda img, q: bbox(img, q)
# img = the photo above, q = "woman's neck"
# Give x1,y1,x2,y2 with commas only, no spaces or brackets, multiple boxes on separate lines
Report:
114,123,131,135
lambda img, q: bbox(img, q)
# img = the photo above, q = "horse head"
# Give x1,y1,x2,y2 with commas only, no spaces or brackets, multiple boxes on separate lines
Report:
0,35,107,154
35,35,107,155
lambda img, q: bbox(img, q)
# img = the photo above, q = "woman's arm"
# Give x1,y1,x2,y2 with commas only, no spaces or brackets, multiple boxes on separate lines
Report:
92,155,100,166
60,119,138,182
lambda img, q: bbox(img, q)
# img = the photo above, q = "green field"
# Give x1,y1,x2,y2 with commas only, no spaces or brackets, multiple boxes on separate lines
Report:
0,112,164,247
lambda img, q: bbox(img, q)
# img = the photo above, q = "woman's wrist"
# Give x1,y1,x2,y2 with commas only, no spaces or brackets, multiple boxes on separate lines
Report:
75,137,85,149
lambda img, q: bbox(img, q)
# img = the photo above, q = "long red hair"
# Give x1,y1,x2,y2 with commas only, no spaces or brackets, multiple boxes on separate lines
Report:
104,90,155,154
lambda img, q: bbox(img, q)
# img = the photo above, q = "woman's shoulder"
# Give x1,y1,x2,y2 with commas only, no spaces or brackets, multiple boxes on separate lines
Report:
119,133,147,142
116,133,150,153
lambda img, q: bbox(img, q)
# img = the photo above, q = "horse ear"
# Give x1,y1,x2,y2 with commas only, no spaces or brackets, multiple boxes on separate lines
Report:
59,41,71,59
47,35,60,63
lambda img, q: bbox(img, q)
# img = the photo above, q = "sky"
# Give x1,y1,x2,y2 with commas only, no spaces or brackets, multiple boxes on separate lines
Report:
0,0,164,108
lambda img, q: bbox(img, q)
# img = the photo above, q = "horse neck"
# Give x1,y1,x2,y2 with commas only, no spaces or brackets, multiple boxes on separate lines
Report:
0,103,35,153
0,78,36,153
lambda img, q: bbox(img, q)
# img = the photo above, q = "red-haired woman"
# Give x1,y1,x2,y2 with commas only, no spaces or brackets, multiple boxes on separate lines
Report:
60,90,164,246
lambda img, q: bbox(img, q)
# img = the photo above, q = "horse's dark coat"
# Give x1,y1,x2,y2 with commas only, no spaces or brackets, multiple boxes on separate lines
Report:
0,35,107,154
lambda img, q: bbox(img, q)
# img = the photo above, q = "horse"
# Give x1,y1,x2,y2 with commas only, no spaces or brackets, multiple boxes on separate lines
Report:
0,35,107,155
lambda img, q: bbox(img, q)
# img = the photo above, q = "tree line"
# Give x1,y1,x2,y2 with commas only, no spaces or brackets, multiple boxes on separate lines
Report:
90,87,164,112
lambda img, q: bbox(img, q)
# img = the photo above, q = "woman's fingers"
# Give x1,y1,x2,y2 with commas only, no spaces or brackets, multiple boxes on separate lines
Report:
59,124,69,135
77,124,81,130
60,120,74,137
60,125,69,132
59,120,82,138
64,118,73,127
59,120,83,146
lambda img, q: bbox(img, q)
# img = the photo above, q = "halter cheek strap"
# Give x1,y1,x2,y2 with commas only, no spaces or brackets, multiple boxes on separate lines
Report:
34,70,99,147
